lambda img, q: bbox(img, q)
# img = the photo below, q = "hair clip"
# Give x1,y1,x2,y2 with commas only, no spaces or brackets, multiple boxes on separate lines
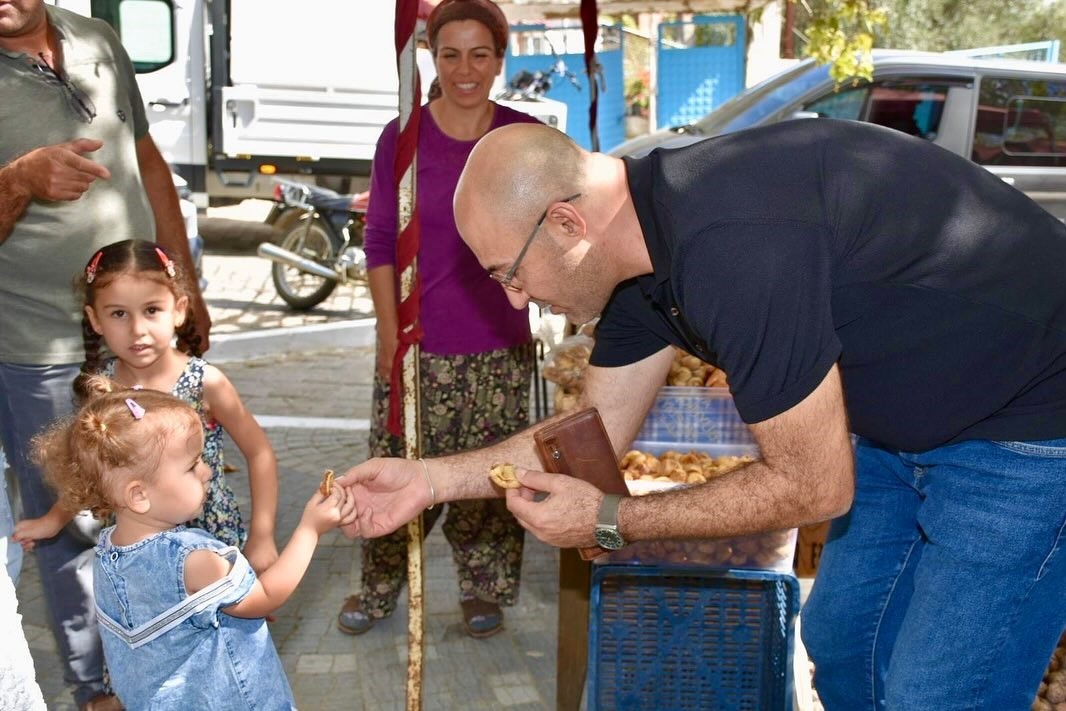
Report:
85,251,103,284
125,398,145,420
154,247,176,278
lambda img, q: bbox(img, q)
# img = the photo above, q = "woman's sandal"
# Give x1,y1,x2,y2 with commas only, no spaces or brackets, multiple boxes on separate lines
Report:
460,596,504,639
337,595,378,636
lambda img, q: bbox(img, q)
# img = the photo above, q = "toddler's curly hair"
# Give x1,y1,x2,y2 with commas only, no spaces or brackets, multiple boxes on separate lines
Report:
33,375,202,518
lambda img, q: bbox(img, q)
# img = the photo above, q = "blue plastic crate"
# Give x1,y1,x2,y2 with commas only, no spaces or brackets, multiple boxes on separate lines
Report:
588,565,799,711
635,387,754,445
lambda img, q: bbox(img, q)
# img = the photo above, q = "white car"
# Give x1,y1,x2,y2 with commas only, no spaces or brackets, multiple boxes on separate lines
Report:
612,51,1066,220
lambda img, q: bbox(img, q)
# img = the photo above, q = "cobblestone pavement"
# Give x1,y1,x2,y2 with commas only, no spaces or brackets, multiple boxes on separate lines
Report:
16,251,560,710
202,251,375,335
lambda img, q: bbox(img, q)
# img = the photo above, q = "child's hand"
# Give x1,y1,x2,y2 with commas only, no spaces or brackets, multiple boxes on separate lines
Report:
300,485,356,535
243,533,280,574
13,515,65,551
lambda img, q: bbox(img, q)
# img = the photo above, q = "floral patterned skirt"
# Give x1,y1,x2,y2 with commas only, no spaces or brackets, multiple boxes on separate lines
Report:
358,343,533,617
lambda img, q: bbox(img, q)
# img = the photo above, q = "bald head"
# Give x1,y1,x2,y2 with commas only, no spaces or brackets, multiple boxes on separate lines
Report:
455,123,586,252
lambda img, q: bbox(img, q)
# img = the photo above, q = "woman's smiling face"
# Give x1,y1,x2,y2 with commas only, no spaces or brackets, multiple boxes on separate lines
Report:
433,19,503,109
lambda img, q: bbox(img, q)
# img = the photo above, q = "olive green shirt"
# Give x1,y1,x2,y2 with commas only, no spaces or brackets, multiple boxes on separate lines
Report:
0,5,153,364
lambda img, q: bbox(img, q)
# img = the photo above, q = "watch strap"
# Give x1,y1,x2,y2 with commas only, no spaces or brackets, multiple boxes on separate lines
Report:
598,493,623,529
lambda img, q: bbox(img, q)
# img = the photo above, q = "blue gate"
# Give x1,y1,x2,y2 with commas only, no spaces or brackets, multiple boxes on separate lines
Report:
506,24,625,152
657,15,746,129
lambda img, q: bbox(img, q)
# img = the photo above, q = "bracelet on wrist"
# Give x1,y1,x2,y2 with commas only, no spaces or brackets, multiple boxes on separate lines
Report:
419,458,436,510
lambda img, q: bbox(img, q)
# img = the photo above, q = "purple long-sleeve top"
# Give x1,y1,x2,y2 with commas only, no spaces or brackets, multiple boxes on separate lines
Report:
363,103,538,355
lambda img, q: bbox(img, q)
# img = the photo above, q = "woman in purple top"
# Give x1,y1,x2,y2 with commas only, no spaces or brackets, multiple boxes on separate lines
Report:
336,0,537,639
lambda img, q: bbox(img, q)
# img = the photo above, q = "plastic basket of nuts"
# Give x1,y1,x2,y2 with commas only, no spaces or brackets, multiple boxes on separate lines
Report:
635,386,754,445
605,442,798,573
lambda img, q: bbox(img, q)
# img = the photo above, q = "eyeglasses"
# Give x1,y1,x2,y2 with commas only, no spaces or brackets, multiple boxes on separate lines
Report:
33,54,96,124
490,193,581,292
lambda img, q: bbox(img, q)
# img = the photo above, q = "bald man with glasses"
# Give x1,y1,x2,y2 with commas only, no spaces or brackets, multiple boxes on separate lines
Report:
0,2,209,708
340,120,1066,709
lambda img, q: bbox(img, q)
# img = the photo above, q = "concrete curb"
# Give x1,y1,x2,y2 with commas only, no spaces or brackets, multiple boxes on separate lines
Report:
209,318,376,362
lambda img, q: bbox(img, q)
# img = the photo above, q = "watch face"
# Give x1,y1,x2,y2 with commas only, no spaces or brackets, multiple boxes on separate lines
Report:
594,526,626,550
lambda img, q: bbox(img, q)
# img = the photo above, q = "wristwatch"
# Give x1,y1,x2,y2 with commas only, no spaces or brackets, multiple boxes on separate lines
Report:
594,494,627,550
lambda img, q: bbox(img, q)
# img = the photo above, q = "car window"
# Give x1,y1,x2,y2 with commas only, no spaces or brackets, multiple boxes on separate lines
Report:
806,81,950,140
693,61,832,135
973,76,1066,166
804,86,868,120
866,83,949,139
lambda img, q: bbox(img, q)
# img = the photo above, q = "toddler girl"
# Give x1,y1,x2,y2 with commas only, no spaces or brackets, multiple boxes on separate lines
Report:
33,377,355,708
16,240,280,572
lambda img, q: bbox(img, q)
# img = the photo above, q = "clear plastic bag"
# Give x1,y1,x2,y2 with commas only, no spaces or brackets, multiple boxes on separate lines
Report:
540,334,593,390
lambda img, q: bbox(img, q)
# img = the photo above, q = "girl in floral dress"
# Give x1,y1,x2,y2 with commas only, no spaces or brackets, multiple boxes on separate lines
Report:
18,240,281,573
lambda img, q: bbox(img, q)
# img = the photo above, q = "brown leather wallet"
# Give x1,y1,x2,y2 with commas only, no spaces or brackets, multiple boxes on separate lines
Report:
533,407,629,560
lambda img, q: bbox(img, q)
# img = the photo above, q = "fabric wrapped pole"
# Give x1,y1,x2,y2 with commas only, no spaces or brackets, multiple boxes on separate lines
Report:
392,1,426,710
388,0,425,438
581,0,601,151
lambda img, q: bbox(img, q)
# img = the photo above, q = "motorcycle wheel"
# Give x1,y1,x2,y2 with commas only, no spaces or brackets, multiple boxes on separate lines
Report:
271,215,340,311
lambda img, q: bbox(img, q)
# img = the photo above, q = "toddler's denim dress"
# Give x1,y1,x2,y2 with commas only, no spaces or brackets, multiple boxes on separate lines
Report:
94,526,295,710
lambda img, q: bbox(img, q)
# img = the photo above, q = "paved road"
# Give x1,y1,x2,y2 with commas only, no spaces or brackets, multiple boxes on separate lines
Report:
16,251,560,710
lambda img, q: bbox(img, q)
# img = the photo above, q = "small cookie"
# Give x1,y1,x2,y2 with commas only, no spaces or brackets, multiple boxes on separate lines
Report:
488,463,520,489
320,469,335,497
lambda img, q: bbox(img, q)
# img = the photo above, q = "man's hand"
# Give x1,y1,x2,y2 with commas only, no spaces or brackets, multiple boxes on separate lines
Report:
14,138,111,201
187,290,212,353
505,468,603,548
335,457,431,539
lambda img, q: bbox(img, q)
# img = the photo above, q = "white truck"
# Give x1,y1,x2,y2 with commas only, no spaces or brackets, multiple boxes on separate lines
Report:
58,0,566,208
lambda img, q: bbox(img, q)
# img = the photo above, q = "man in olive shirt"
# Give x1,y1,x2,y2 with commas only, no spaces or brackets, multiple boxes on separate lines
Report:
0,2,209,708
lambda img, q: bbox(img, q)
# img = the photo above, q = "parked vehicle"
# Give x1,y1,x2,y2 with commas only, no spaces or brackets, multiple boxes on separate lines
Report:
61,0,572,207
496,51,582,102
257,178,368,311
612,51,1066,220
61,0,405,206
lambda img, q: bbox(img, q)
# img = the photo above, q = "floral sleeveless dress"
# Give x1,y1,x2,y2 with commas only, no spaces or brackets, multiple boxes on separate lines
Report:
103,357,246,547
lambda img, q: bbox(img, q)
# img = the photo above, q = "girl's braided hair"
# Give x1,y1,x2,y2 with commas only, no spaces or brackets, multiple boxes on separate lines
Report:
75,240,202,400
32,375,202,518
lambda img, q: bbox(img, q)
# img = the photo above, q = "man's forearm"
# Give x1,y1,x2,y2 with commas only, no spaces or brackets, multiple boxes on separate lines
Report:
618,458,849,543
0,160,32,244
136,136,194,271
432,408,574,501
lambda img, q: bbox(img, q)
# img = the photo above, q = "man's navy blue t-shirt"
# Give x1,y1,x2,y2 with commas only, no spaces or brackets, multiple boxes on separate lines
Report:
591,119,1066,452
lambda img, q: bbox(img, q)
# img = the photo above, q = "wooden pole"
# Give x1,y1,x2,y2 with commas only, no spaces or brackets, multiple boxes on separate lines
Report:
393,1,425,709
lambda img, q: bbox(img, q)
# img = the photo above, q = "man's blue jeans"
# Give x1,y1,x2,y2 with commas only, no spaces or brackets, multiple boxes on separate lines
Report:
802,436,1066,710
0,362,104,706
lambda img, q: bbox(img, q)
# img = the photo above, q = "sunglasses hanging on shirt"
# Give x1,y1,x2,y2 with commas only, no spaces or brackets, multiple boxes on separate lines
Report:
32,53,97,124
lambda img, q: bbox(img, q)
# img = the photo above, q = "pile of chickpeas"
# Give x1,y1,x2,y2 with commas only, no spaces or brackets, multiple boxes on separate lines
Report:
1033,633,1066,711
612,448,793,569
619,448,752,485
543,336,730,415
667,349,729,388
